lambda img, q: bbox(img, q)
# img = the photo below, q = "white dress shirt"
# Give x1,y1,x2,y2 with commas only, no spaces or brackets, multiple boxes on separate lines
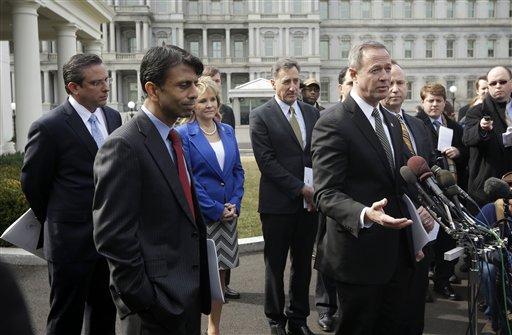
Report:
274,95,307,146
69,96,109,140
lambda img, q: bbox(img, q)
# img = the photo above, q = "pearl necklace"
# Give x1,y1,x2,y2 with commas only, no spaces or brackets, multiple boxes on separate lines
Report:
200,122,217,136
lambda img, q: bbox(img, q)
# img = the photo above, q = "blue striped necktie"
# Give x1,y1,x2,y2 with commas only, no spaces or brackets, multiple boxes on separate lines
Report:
88,113,105,148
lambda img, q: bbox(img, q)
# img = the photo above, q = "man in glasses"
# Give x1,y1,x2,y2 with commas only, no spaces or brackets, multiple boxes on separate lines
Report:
463,66,512,205
21,53,121,335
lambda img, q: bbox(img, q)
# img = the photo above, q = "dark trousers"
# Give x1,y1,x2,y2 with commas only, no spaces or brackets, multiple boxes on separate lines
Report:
334,234,413,335
121,302,201,335
46,258,116,335
315,270,340,317
432,228,457,286
261,210,318,327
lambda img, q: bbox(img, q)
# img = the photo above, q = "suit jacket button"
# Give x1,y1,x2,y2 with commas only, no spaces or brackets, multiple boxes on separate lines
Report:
220,182,225,186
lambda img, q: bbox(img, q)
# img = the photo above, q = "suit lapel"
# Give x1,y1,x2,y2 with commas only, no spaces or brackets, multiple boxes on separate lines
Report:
102,107,117,134
188,122,224,179
298,101,314,150
63,100,98,158
218,124,235,178
381,108,402,175
348,97,394,180
136,111,195,224
269,99,303,150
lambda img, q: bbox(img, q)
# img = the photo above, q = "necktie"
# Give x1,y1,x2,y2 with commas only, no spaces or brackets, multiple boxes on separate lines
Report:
168,129,195,220
397,114,416,155
371,108,395,171
88,113,105,148
432,120,441,133
289,106,303,148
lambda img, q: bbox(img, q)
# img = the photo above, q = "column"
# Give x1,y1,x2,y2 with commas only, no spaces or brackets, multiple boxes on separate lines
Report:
394,0,404,18
476,0,487,18
0,42,15,153
309,28,313,56
136,70,143,105
255,27,260,57
436,0,447,18
83,40,103,55
177,0,183,13
135,21,141,52
102,23,108,52
414,0,426,18
455,0,466,18
202,29,208,57
178,27,184,48
56,24,77,104
315,27,320,55
110,70,118,103
285,27,290,56
248,27,254,56
373,0,383,18
226,73,232,92
12,1,43,151
143,21,149,50
225,28,231,58
43,70,51,107
496,0,508,19
109,21,116,52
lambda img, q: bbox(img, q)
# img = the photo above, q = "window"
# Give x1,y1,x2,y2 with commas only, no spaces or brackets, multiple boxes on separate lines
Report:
190,41,200,56
404,40,413,58
293,36,303,56
320,77,330,102
425,40,433,58
320,40,329,60
404,0,412,18
264,37,274,56
425,0,434,18
406,81,413,100
292,0,303,13
211,0,221,14
188,0,199,14
467,39,475,57
320,0,328,19
446,39,454,58
509,39,512,57
212,40,222,58
128,37,136,52
383,0,392,18
263,0,273,14
466,80,475,98
383,39,394,57
487,40,495,58
468,0,475,17
361,0,371,18
233,0,244,14
234,41,244,58
339,0,350,18
489,0,496,17
341,40,351,58
446,0,454,18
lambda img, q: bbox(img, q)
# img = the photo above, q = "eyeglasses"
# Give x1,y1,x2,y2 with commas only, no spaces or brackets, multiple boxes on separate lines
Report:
87,77,112,87
488,79,509,87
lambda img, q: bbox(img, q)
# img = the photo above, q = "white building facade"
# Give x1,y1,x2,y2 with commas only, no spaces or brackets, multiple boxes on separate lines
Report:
2,0,511,150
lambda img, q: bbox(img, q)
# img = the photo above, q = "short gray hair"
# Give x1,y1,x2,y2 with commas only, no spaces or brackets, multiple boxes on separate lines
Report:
272,58,300,78
348,41,388,70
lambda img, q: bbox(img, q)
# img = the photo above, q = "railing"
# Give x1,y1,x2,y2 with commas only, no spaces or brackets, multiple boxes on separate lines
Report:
261,57,278,62
232,57,248,63
116,53,136,60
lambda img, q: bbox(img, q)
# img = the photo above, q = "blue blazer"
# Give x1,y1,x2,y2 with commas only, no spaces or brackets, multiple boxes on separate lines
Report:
177,121,245,223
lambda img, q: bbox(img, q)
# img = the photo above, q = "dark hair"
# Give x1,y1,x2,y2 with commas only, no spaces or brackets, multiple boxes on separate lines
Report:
140,45,204,94
203,66,220,77
272,58,300,78
338,67,349,85
63,54,103,94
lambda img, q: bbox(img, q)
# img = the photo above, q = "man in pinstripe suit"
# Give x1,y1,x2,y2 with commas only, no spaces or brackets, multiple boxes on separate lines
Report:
93,45,211,335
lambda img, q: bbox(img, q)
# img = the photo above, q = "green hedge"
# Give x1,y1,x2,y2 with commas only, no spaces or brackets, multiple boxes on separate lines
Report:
0,153,28,247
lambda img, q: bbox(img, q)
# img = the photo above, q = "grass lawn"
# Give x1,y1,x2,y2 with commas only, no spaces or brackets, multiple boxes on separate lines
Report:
238,156,262,238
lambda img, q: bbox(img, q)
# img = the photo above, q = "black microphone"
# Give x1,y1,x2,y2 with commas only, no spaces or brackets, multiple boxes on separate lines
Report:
407,156,456,210
432,165,475,203
484,177,512,202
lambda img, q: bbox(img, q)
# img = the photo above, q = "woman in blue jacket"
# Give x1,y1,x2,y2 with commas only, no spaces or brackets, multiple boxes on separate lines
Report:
177,76,244,335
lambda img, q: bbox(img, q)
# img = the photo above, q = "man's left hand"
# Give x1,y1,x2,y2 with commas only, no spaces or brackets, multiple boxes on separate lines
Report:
443,147,460,159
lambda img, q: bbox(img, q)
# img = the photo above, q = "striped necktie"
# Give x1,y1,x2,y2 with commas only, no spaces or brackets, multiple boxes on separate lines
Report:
289,106,304,148
397,114,415,155
88,113,105,148
371,108,394,171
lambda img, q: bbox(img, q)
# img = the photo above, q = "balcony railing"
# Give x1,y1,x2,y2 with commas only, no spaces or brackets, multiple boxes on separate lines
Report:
261,57,278,62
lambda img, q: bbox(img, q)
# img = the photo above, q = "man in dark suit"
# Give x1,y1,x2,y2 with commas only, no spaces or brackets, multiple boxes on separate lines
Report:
250,58,319,335
93,45,210,335
415,83,468,301
463,66,512,205
381,61,435,334
311,41,414,335
20,54,121,335
301,78,325,111
203,66,236,130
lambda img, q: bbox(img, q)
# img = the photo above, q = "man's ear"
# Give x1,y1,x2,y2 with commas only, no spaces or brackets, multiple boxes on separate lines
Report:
67,82,79,95
348,68,357,83
145,82,159,101
270,79,276,90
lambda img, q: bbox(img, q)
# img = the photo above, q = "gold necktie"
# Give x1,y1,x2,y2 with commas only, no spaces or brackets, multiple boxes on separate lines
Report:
397,115,415,155
289,106,303,148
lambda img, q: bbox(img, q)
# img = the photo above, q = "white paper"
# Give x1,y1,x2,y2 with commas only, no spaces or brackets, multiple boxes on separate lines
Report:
303,167,313,209
1,209,44,259
437,126,453,152
502,127,512,148
402,195,438,255
206,239,225,303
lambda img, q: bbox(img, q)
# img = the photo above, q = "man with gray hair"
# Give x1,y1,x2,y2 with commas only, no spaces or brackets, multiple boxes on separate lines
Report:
311,42,415,335
250,58,320,335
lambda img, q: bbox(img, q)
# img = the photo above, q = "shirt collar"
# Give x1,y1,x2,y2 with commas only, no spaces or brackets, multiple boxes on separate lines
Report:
68,96,102,124
141,105,172,143
428,115,443,124
350,90,382,119
274,95,300,114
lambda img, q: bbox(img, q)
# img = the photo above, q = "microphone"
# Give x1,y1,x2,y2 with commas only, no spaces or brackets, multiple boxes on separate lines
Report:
432,165,475,203
484,177,512,202
407,156,456,210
